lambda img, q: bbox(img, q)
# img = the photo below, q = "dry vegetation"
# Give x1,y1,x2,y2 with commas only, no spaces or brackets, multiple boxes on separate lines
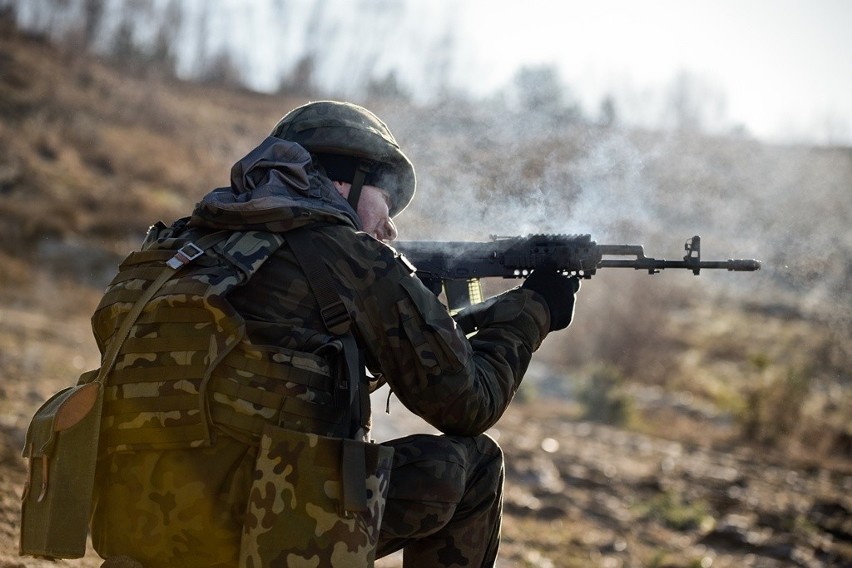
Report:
0,13,850,568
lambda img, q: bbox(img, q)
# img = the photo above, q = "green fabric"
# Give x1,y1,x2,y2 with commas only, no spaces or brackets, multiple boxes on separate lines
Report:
20,381,103,558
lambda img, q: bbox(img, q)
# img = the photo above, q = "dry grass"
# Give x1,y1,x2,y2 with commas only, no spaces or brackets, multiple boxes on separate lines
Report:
0,19,303,255
2,8,848,467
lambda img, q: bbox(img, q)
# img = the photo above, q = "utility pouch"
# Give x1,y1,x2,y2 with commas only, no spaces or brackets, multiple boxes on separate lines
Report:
19,372,102,558
240,424,394,568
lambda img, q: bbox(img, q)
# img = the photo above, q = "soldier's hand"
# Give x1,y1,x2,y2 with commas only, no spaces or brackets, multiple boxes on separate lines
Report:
522,269,580,331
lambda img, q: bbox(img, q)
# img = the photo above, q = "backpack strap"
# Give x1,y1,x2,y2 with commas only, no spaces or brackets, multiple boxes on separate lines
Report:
284,229,361,420
284,229,368,512
285,230,351,336
96,231,229,386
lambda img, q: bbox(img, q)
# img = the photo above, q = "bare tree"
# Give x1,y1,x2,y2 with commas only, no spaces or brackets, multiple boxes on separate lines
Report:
198,50,243,88
509,64,581,123
513,64,564,112
277,53,317,95
665,70,727,134
80,0,104,49
149,0,181,77
599,95,618,128
366,70,410,101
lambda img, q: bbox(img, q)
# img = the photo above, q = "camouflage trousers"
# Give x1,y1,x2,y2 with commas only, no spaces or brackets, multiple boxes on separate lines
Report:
91,431,504,568
377,433,505,568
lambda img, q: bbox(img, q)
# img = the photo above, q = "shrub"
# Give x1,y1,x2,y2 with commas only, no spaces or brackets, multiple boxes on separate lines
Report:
578,366,636,426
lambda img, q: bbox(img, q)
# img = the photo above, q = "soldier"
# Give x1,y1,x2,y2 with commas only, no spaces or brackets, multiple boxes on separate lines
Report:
89,101,579,567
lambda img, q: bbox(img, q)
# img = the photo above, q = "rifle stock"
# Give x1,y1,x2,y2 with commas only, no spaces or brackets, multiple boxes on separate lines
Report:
393,234,760,310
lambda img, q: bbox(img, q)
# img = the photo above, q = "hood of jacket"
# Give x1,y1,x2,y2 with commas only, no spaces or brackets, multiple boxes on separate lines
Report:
189,137,361,232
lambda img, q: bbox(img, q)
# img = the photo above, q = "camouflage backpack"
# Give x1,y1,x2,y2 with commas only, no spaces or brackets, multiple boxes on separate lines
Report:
19,226,259,559
91,222,393,567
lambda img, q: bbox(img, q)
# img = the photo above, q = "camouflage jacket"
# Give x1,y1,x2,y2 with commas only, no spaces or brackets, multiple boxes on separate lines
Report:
100,138,550,440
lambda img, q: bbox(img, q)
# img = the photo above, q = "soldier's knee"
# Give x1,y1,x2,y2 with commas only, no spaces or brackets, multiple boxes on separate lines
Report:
471,433,504,473
472,432,502,458
469,434,504,490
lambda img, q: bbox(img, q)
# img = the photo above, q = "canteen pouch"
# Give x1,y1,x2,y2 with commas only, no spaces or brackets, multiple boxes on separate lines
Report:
19,373,102,558
240,424,394,568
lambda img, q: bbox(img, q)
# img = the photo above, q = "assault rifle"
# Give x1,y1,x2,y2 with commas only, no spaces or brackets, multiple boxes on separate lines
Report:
394,234,761,311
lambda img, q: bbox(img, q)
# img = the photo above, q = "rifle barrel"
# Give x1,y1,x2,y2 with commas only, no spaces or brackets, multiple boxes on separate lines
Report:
598,259,761,271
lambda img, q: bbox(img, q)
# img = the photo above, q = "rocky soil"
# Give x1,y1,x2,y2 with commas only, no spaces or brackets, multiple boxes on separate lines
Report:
495,403,851,567
370,391,852,568
2,387,850,568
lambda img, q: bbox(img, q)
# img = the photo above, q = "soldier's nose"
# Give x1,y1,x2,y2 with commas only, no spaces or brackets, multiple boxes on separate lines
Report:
380,218,398,243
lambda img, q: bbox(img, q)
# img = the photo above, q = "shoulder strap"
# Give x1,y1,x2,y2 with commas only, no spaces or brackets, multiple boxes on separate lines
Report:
284,229,363,429
284,229,352,336
285,228,372,512
95,231,228,386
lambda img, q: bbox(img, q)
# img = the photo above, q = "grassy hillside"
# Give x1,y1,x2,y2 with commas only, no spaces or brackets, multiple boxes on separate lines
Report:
1,8,849,460
0,14,303,293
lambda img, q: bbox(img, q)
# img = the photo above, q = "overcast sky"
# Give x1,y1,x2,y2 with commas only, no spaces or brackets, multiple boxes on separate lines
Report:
157,0,851,145
454,0,852,144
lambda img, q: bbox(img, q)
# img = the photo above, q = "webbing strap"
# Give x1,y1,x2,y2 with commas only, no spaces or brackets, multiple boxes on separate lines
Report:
209,393,342,437
285,230,351,336
122,335,211,352
346,161,371,215
99,282,212,308
107,364,206,385
101,421,209,449
218,358,333,390
105,394,200,415
118,249,174,268
212,377,284,409
95,231,229,387
108,265,173,285
284,229,368,512
210,405,270,437
342,439,368,512
135,307,212,324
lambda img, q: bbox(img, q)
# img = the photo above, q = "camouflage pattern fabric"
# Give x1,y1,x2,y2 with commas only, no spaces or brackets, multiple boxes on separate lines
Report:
376,434,504,567
90,138,553,567
91,430,503,567
91,434,254,566
90,228,287,453
241,425,394,568
229,222,549,438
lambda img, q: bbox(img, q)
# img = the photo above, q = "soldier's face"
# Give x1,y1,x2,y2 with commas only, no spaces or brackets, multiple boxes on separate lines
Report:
334,182,398,243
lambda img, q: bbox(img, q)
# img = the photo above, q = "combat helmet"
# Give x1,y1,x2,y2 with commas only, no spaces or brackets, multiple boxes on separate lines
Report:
271,101,416,217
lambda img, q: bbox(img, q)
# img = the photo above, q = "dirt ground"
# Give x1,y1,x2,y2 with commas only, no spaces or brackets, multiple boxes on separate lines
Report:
1,351,850,567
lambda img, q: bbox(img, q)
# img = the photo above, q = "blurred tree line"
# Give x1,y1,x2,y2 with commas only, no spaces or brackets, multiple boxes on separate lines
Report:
1,0,736,136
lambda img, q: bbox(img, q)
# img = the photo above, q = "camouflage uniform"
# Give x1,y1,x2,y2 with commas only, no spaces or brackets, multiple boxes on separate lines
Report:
89,136,550,567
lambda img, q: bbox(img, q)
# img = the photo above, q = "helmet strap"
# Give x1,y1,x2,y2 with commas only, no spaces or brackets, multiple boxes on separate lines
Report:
347,161,371,213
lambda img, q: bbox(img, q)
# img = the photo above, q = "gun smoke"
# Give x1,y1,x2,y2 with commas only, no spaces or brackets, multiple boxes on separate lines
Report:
378,101,851,361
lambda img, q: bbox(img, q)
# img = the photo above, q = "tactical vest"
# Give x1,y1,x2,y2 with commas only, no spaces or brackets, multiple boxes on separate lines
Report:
90,223,353,453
